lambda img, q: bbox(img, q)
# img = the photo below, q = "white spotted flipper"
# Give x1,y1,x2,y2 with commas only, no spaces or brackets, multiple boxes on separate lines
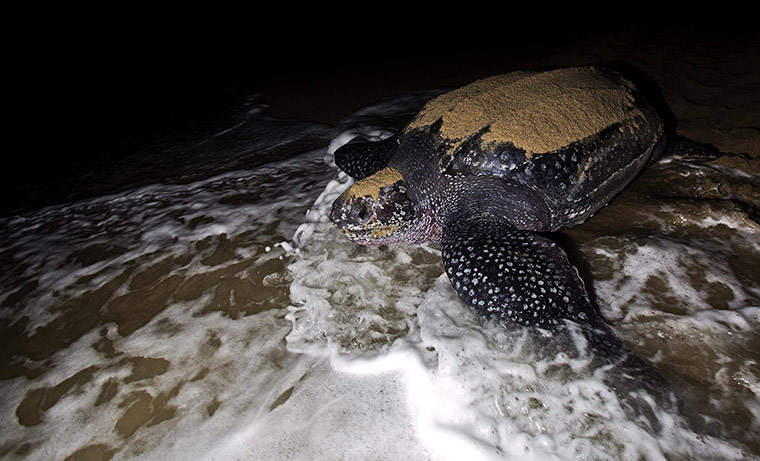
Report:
334,135,399,180
441,216,599,329
442,215,673,398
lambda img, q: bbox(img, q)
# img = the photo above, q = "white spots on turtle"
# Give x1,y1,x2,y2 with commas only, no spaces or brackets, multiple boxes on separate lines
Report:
443,219,595,327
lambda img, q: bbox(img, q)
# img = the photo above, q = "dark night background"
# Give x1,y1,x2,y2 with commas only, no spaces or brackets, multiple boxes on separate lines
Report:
4,12,756,217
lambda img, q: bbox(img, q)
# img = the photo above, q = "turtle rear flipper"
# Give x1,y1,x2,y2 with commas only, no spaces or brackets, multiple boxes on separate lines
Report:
334,135,399,180
660,134,723,160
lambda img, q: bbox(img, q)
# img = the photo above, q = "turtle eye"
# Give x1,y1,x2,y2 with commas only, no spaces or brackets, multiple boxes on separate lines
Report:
357,204,371,222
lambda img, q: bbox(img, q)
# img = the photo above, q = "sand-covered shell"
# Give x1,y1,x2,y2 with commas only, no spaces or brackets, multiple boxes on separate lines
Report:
403,66,666,228
405,66,659,171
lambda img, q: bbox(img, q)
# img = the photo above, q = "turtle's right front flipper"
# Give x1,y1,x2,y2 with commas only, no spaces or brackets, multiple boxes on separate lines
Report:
441,215,599,330
334,135,399,180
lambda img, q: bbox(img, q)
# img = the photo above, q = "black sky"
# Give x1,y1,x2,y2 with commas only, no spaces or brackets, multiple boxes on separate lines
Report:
4,12,756,215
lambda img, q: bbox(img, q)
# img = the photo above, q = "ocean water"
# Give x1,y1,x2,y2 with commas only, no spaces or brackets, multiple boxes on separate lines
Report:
1,90,758,461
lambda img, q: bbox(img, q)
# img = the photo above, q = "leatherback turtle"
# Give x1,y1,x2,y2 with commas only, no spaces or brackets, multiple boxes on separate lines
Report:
329,66,666,344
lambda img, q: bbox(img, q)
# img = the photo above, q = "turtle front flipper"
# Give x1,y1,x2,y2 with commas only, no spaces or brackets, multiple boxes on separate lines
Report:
442,215,600,329
442,215,671,388
442,216,673,412
334,135,399,180
441,216,647,360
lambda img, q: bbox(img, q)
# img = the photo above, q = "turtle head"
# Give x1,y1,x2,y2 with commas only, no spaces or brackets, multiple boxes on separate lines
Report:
330,167,417,245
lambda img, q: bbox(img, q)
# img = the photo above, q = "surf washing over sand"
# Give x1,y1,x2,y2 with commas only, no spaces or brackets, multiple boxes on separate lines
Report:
1,81,759,460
